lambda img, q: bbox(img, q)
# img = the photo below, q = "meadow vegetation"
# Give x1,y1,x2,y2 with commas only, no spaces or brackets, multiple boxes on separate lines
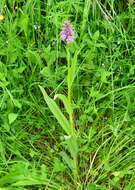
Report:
0,0,135,189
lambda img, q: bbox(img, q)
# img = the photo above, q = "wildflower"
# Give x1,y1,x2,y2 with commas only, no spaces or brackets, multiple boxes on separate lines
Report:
61,21,74,44
0,15,4,21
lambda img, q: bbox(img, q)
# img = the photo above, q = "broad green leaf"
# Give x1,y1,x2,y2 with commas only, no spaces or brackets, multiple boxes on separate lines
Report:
54,94,73,115
8,113,18,124
39,85,71,135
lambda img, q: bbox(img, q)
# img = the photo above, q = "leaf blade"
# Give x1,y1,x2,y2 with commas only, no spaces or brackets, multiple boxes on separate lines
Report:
54,94,73,115
39,85,71,135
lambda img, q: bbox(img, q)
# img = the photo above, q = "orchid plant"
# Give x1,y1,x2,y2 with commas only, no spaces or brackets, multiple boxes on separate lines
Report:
39,21,79,183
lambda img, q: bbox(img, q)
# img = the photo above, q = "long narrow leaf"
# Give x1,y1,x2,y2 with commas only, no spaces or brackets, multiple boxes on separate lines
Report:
39,85,71,135
54,94,73,115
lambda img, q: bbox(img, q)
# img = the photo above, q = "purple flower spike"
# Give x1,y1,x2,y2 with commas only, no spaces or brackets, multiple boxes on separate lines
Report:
61,21,74,44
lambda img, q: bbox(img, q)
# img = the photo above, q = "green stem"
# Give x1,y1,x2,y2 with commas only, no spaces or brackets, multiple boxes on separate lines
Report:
68,83,75,136
67,48,74,136
66,46,78,181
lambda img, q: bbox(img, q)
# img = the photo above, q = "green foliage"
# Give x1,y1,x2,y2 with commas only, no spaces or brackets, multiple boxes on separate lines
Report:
39,85,71,135
0,0,135,189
